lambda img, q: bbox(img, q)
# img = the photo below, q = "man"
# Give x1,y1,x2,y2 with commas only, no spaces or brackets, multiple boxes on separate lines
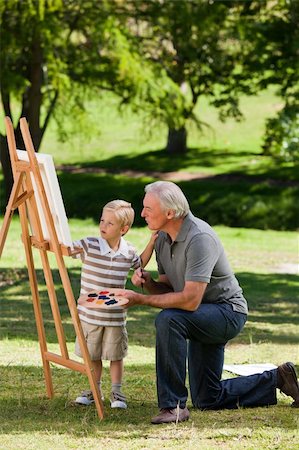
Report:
122,181,299,424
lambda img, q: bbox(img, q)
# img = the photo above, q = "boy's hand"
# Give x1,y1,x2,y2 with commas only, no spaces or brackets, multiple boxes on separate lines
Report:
149,231,159,244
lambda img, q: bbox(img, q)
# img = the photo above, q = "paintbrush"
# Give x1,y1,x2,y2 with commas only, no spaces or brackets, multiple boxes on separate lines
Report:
140,264,144,294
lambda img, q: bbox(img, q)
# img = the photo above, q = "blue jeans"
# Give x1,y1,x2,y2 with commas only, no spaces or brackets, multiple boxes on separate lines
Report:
155,303,278,409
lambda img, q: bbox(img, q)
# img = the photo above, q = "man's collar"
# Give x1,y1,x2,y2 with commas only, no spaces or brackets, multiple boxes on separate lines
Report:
174,213,193,242
161,213,193,244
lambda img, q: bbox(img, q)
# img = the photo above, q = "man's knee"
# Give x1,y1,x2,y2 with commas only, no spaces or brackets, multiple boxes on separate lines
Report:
155,309,187,337
155,309,173,330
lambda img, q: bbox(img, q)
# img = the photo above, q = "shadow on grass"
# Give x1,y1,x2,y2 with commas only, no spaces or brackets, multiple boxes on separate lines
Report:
0,364,156,433
0,365,298,434
0,268,298,347
69,146,299,182
0,267,81,342
78,147,256,173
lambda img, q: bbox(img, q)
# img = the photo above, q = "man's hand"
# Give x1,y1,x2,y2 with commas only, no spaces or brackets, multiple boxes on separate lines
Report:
113,288,142,308
131,267,151,288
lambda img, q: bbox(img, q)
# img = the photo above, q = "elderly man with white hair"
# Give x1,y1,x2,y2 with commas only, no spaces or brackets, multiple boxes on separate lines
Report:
121,181,299,424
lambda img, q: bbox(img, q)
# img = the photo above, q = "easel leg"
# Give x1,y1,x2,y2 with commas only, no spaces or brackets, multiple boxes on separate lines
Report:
19,203,54,398
0,172,24,257
39,250,69,359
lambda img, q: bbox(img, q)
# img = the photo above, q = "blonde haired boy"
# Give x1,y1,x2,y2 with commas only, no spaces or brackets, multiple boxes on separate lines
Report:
73,200,156,408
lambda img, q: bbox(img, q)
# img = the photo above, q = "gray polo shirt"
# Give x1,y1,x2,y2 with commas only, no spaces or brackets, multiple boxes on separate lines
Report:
155,213,248,314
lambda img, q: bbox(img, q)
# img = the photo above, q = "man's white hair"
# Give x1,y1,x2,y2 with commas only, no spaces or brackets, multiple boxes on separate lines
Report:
144,181,190,219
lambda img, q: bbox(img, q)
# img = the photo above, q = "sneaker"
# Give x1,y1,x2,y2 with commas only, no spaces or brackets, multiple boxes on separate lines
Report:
110,391,127,409
151,407,190,424
74,389,104,406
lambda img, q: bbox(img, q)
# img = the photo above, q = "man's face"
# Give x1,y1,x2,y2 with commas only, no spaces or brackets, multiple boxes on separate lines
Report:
141,193,168,231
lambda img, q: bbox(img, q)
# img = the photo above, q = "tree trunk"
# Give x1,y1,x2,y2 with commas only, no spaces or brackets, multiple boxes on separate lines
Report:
0,127,25,210
0,38,43,211
166,127,187,154
0,135,13,209
26,40,43,149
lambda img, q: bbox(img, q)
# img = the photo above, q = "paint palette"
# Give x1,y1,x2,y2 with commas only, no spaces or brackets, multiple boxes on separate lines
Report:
78,290,129,309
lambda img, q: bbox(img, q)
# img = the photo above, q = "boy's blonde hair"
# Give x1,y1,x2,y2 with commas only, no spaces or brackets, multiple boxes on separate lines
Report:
103,200,135,229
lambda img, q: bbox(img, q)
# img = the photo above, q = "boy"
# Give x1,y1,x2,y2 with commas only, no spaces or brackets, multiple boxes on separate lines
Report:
73,200,156,408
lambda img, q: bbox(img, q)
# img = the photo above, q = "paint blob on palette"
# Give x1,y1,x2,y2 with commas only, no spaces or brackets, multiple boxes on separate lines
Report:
78,290,129,309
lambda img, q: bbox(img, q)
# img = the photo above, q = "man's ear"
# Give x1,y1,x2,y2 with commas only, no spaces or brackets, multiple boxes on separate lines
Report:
166,210,175,219
121,224,130,236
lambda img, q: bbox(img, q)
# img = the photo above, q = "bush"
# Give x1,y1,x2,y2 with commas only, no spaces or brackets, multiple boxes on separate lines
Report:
182,179,299,231
263,105,299,162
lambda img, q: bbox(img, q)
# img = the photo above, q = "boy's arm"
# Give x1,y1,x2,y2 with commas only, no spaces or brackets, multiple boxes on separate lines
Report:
140,232,158,268
71,238,86,260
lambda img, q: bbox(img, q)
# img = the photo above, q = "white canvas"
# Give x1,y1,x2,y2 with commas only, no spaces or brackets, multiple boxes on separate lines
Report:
16,149,73,248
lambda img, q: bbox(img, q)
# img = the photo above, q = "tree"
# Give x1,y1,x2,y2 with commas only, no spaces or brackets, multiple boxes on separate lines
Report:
0,0,135,204
112,0,251,154
1,0,297,207
109,0,298,157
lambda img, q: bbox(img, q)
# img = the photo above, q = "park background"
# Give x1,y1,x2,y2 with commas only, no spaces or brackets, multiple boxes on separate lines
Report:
0,1,298,449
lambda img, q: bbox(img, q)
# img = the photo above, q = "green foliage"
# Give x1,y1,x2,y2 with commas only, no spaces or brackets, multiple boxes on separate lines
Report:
0,0,65,95
112,0,299,156
263,105,299,162
0,0,136,140
236,0,299,162
118,0,247,131
102,19,188,130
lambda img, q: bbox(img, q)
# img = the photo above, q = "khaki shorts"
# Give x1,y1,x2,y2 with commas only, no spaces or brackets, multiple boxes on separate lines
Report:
75,321,128,361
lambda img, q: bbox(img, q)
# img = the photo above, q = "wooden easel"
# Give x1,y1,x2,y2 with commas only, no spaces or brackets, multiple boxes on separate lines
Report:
0,117,104,419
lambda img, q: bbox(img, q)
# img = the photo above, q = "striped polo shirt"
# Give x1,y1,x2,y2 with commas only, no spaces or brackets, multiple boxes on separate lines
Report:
73,236,140,326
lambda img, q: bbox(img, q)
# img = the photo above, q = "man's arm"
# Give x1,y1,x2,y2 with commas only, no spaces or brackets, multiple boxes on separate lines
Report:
136,272,173,294
123,274,207,311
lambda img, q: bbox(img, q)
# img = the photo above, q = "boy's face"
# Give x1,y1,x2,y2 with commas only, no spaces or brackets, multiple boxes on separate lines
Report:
99,209,128,241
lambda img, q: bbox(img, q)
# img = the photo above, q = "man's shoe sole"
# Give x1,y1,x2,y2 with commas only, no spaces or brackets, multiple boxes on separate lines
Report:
151,416,189,424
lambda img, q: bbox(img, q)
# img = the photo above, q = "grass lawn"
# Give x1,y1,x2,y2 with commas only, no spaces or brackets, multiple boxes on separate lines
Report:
0,218,298,449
